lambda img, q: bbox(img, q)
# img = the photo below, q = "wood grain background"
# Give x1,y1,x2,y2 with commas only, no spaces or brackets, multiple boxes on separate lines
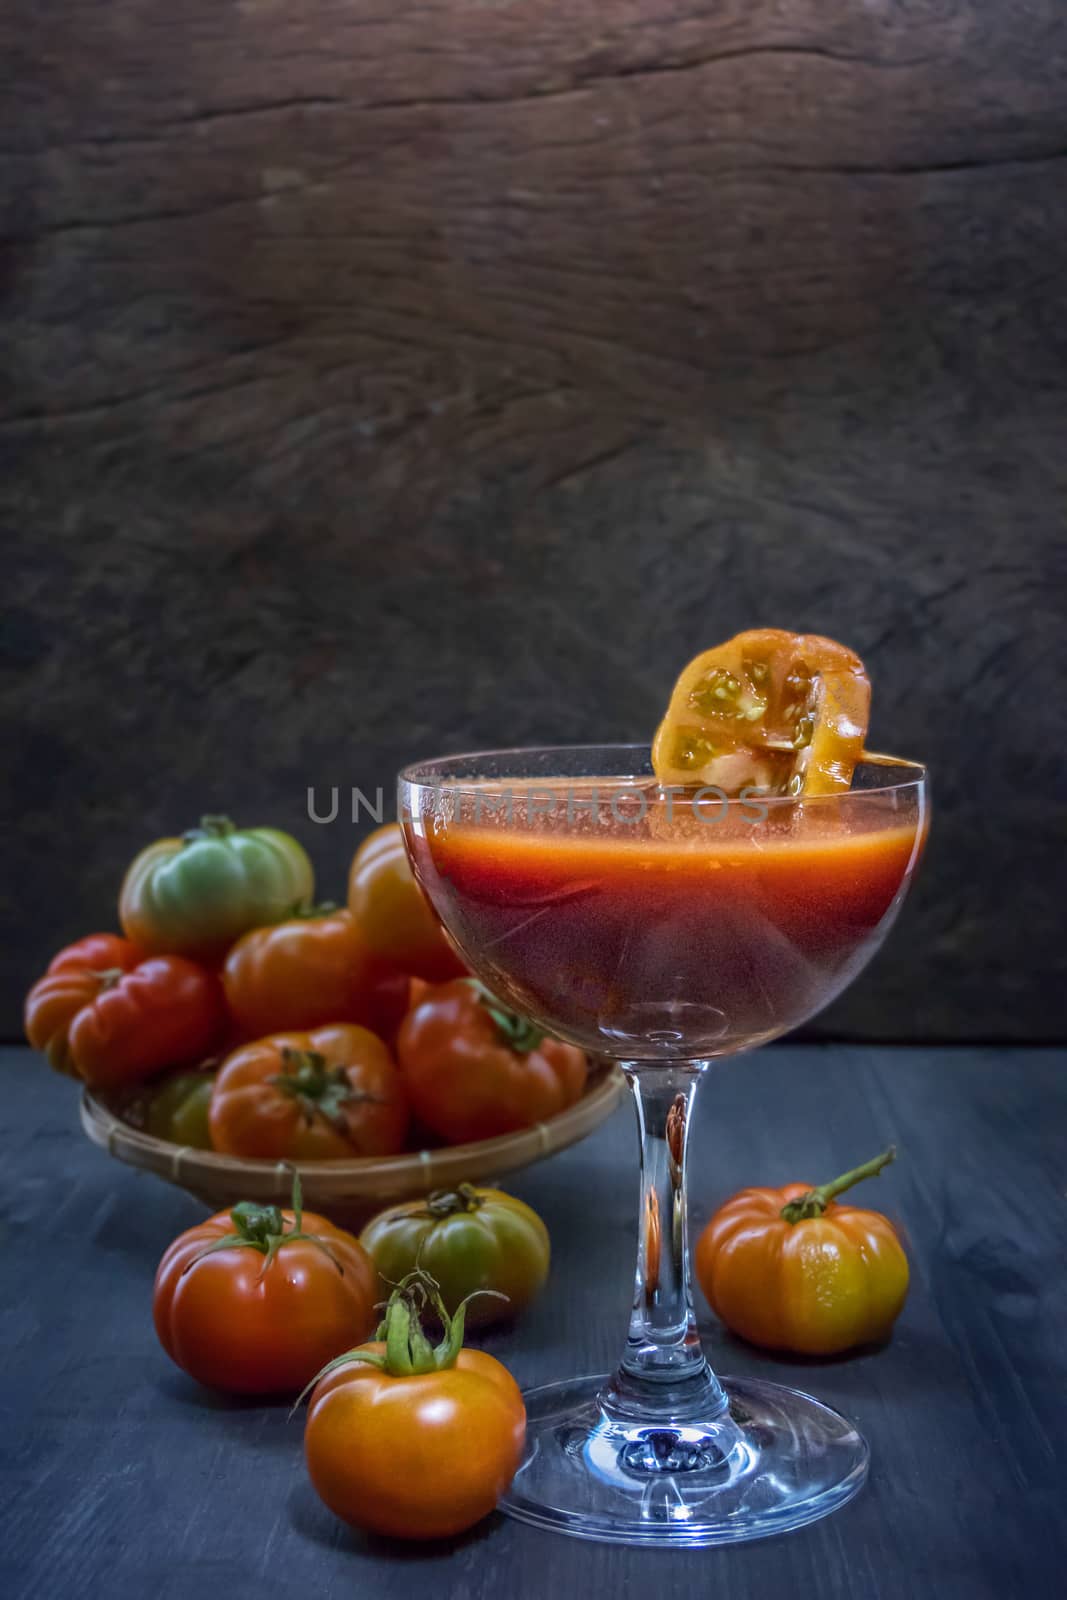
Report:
3,1,1065,1038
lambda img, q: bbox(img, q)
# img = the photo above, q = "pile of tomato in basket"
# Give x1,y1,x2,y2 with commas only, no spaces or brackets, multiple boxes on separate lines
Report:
24,816,589,1156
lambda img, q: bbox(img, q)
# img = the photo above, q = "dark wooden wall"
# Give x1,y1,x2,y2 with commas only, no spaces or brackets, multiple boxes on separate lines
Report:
3,1,1066,1040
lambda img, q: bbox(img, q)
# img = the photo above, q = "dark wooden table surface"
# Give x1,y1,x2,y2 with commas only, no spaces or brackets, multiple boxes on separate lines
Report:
2,1042,1065,1598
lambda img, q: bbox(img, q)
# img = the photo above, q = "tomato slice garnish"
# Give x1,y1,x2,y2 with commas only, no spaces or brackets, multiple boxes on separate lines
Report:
652,628,871,797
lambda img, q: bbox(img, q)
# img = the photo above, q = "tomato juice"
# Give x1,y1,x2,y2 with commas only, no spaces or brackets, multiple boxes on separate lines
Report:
406,781,924,1058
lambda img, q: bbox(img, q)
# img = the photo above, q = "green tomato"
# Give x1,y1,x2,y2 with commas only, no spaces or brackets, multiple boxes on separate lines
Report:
360,1184,550,1327
120,815,314,962
146,1071,216,1148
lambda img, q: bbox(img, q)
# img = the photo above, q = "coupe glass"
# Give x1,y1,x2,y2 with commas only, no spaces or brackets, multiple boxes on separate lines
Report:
399,745,928,1547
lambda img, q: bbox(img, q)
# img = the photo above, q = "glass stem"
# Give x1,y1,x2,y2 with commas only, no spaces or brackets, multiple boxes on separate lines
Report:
604,1063,727,1423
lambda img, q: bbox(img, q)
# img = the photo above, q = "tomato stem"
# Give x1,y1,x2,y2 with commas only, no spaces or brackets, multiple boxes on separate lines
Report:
182,814,237,844
181,1166,344,1278
290,1268,507,1413
91,967,126,992
781,1145,897,1223
270,1048,382,1132
375,1269,474,1374
288,900,340,919
467,980,545,1054
421,1183,484,1219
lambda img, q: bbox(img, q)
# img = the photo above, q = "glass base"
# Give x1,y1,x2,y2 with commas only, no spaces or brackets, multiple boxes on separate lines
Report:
500,1373,869,1546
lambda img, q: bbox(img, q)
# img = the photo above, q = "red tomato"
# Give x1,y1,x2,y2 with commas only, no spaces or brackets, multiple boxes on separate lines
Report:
154,1182,378,1394
209,1025,409,1159
223,907,408,1041
25,936,225,1088
24,934,142,1074
396,978,588,1143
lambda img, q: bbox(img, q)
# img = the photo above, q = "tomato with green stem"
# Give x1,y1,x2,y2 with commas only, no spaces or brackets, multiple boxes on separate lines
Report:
360,1185,550,1327
302,1267,526,1539
153,1172,378,1394
209,1024,409,1159
121,815,314,963
396,978,588,1143
695,1145,909,1355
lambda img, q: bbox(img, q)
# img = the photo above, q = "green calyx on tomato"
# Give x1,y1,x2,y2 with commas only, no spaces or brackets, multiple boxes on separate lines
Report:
89,968,125,991
296,1268,503,1409
421,1182,486,1219
780,1144,896,1224
184,1170,342,1280
467,980,544,1054
270,1047,381,1132
181,815,239,845
375,1270,482,1377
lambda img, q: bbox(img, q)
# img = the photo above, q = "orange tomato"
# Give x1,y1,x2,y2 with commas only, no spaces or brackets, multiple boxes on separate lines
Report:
223,907,408,1040
695,1146,909,1355
153,1179,378,1394
348,823,466,982
396,978,587,1143
304,1269,526,1539
209,1025,409,1159
25,935,225,1088
653,628,871,797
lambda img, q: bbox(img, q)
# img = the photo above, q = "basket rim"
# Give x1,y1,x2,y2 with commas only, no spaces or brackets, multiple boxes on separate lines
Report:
79,1061,626,1198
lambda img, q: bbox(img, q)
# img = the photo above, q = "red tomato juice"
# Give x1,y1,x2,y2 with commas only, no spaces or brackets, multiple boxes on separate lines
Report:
408,786,923,1058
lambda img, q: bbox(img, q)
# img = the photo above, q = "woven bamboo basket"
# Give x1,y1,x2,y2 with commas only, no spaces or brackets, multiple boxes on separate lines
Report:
80,1062,626,1227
